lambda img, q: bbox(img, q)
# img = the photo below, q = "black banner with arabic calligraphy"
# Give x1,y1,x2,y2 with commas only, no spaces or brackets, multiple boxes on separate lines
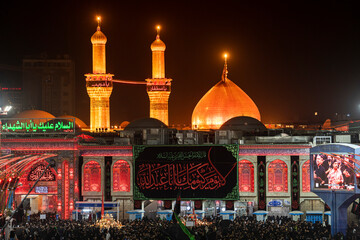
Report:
134,145,238,200
27,164,56,181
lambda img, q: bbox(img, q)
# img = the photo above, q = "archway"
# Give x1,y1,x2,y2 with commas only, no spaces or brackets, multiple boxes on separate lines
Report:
0,154,57,214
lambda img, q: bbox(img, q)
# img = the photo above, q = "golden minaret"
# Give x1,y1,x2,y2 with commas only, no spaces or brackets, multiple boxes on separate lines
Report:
146,26,172,125
85,17,113,132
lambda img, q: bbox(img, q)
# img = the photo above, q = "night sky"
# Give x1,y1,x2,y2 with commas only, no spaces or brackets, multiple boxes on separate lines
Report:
1,1,360,126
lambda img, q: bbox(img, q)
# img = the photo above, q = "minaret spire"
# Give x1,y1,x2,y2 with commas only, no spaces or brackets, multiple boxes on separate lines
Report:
86,16,113,132
97,16,101,31
156,25,161,39
150,25,166,79
222,53,229,81
146,25,172,126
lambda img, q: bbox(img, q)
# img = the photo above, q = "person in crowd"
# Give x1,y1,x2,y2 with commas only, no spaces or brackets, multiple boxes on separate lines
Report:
327,161,344,189
0,213,339,240
314,155,327,188
341,156,355,189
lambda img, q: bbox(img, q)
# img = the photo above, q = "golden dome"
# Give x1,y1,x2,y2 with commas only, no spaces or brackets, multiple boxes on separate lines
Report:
151,38,166,51
192,60,261,130
120,121,130,129
12,110,55,125
14,110,55,119
151,26,166,51
91,26,107,44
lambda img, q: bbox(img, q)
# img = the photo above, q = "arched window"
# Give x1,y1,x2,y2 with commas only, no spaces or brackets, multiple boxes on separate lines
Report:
239,160,254,192
83,161,101,192
268,160,288,192
302,160,310,192
113,160,130,192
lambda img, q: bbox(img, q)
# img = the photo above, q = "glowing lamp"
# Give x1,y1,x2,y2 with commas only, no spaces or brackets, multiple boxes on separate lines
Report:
57,168,62,179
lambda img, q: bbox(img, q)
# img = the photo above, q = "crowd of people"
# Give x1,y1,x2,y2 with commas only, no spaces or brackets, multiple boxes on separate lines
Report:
1,214,360,240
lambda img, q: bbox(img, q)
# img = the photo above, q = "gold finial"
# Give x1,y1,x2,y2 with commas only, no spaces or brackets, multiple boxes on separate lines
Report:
222,53,229,81
97,16,101,31
156,25,161,39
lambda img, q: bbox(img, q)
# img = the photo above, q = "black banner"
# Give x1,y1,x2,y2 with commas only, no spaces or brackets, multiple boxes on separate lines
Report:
134,200,142,210
257,156,266,210
291,156,300,211
134,145,238,200
226,201,234,210
105,157,112,201
164,200,172,209
194,200,202,210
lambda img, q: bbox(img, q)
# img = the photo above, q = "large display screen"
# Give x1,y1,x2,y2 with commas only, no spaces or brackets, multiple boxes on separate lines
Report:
134,145,238,200
312,153,355,190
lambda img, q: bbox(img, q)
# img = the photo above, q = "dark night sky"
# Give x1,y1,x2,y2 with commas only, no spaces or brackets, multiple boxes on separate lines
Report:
1,1,360,126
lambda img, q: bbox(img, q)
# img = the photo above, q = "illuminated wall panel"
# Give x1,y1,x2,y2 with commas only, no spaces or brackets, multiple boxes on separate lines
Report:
268,160,288,192
83,161,101,192
302,160,310,192
113,160,130,192
239,160,254,192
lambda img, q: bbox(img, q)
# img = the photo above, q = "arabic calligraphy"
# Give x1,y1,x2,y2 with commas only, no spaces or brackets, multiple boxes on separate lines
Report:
136,162,226,191
87,80,112,88
28,164,56,181
1,119,74,133
146,85,170,92
157,151,207,161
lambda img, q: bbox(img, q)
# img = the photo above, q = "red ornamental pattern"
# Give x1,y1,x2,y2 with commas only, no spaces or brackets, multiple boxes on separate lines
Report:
195,200,202,210
83,161,101,192
63,161,70,219
134,200,142,209
226,200,234,210
239,160,254,192
164,200,172,209
268,160,288,192
292,200,299,209
258,200,266,209
302,160,310,192
113,160,130,192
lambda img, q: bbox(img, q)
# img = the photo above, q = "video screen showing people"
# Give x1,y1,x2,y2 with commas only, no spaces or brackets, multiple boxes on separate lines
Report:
313,154,355,190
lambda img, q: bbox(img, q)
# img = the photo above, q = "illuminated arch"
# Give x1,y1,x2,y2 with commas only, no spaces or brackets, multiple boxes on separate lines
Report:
83,161,101,192
268,160,288,192
239,160,254,192
112,160,130,192
302,160,310,192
